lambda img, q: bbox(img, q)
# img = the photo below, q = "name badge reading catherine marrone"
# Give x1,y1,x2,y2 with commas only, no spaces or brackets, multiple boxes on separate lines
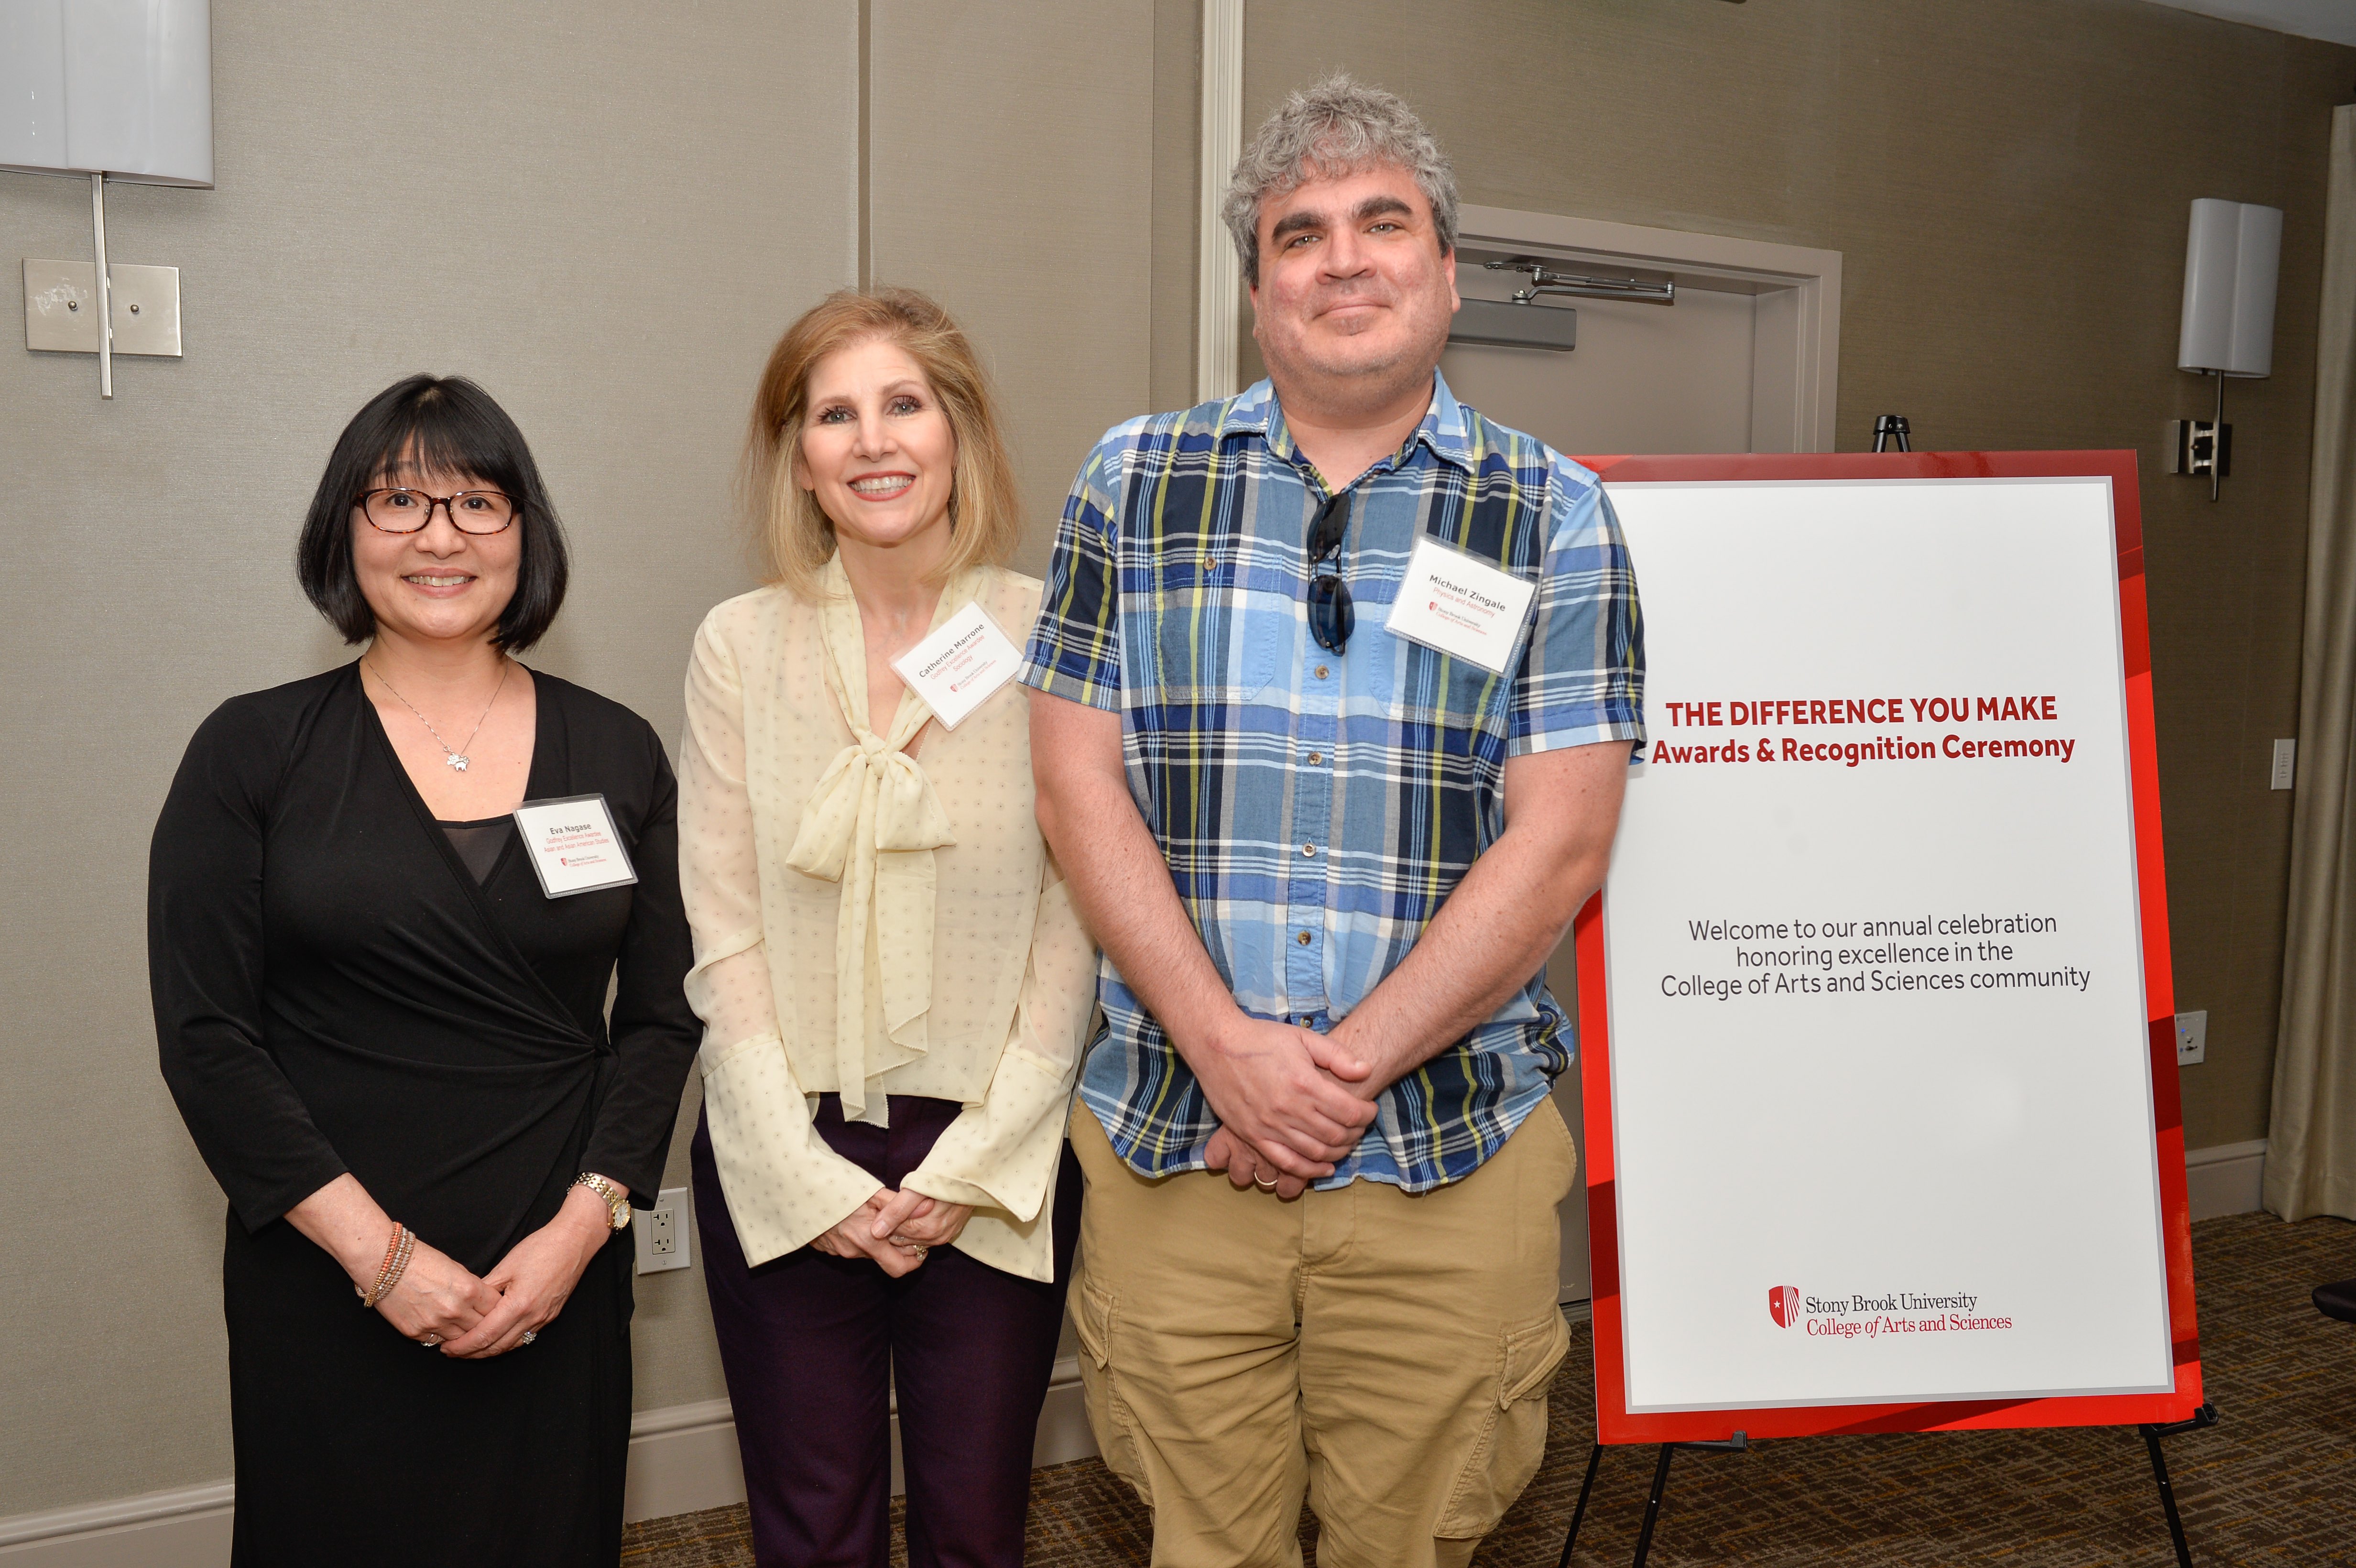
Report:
891,599,1023,730
1383,534,1539,675
513,794,638,898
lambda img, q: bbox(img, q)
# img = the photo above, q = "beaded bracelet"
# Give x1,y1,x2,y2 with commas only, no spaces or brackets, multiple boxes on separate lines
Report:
359,1223,414,1309
375,1226,415,1307
383,1226,415,1304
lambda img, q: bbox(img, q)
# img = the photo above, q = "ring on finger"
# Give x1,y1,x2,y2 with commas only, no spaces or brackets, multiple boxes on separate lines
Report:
422,1335,441,1348
520,1329,537,1346
1254,1174,1279,1191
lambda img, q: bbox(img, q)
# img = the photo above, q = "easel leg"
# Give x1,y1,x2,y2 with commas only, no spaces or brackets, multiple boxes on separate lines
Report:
1556,1443,1606,1568
2137,1404,2217,1568
1630,1444,1677,1568
2141,1426,2192,1568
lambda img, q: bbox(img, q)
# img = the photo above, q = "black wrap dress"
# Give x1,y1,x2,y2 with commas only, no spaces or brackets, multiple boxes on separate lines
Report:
149,663,699,1566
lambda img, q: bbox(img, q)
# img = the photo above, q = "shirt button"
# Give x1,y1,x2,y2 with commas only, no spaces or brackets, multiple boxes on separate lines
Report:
1314,664,1330,680
1301,843,1317,857
1297,931,1312,946
1307,751,1322,765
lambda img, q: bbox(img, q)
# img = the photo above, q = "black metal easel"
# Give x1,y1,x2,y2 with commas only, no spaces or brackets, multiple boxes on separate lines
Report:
1556,1405,2218,1567
1554,1443,1605,1568
1555,1433,1746,1568
2140,1402,2220,1568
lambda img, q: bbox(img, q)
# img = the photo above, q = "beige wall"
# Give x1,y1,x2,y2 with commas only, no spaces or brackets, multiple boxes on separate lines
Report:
0,0,852,1514
0,0,1167,1522
1243,0,2356,1150
868,0,1157,580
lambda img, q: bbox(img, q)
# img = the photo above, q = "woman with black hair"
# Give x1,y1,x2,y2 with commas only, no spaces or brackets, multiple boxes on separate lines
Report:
149,375,699,1565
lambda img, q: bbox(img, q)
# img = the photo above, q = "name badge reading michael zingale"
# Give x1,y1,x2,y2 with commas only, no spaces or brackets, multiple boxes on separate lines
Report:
1383,535,1539,675
891,599,1023,730
513,794,638,898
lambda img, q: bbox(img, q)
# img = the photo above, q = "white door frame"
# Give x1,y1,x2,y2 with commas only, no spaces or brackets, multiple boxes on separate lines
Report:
1195,0,1244,403
1453,205,1844,454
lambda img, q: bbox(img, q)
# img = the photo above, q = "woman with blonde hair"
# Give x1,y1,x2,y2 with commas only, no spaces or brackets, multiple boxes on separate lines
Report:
679,288,1097,1565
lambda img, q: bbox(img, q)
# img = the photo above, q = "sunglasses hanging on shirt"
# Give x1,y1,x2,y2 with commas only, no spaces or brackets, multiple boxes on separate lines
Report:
1306,492,1355,654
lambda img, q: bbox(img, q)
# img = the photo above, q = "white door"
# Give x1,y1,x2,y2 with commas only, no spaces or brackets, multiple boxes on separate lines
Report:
1439,228,1840,1305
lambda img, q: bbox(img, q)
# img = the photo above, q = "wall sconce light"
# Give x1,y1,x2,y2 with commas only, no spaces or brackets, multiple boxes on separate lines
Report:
2168,198,2281,501
2,0,214,400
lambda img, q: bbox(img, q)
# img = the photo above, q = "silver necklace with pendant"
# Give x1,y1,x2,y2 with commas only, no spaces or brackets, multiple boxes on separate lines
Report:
366,658,512,772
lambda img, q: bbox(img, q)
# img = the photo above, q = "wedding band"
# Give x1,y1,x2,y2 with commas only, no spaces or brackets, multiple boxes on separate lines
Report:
1254,1175,1279,1190
910,1244,929,1259
422,1336,441,1347
520,1330,537,1345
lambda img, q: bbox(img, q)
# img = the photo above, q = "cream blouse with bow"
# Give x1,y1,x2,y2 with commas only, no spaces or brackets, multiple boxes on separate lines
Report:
677,561,1097,1282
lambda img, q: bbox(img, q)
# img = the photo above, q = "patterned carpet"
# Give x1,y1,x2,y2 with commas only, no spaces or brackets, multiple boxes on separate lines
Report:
622,1211,2356,1566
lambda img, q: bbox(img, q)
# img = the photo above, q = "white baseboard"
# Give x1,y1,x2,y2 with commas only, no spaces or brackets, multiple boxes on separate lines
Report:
0,1141,2268,1562
1030,1356,1100,1467
622,1396,747,1523
0,1487,231,1566
2185,1137,2268,1220
0,1359,1091,1566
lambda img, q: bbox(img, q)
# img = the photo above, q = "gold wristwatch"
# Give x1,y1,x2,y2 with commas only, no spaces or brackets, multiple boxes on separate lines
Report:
574,1172,631,1230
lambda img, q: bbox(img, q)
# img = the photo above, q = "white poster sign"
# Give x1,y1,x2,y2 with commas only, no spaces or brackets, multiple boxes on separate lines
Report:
1590,471,2183,1425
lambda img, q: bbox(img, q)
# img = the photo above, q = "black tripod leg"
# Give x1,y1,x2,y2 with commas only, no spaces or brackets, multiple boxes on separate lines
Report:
2141,1425,2194,1568
1557,1443,1605,1568
1629,1444,1676,1568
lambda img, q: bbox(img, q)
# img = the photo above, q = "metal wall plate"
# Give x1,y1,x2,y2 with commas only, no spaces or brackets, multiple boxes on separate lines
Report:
2163,417,2230,480
23,259,182,356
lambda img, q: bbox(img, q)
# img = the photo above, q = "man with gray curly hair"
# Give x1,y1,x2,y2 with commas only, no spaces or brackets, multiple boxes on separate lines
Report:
1221,74,1461,290
1023,74,1644,1567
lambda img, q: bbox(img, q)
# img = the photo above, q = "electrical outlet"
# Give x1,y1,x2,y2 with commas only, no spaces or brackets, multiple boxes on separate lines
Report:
634,1186,691,1274
2174,1011,2207,1067
2271,739,2296,791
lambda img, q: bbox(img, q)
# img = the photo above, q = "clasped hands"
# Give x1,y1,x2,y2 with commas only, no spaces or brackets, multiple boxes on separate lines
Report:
1194,1014,1382,1199
373,1182,616,1358
812,1187,974,1277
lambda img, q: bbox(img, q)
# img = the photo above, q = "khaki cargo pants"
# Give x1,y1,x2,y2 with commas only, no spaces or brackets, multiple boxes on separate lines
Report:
1068,1100,1577,1568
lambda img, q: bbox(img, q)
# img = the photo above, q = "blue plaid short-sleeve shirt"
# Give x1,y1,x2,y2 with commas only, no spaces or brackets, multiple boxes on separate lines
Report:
1019,373,1645,1191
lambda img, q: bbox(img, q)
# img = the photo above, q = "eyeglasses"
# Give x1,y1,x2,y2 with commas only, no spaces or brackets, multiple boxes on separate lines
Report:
1306,492,1354,653
360,488,518,535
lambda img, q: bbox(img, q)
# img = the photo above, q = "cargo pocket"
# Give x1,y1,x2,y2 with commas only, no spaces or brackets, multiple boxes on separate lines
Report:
1071,1274,1154,1504
1433,1307,1572,1539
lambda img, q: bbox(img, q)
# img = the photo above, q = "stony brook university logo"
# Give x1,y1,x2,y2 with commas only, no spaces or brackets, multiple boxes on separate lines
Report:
1768,1285,1801,1328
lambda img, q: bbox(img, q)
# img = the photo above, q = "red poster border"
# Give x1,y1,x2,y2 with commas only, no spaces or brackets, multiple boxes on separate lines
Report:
1569,450,2200,1441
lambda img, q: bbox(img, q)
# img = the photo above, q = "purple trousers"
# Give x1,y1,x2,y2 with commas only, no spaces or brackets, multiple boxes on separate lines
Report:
692,1095,1080,1568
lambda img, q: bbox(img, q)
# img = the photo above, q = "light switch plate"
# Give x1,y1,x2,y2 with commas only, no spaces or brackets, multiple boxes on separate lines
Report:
634,1186,692,1274
2271,738,2296,791
2175,1010,2206,1067
23,258,182,356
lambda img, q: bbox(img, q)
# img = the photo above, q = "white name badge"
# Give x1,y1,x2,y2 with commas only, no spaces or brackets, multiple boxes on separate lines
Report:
1383,534,1539,674
891,599,1022,730
512,794,638,898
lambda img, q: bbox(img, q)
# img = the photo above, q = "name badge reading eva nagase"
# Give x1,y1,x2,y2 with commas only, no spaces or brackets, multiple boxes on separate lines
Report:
1383,535,1539,675
513,794,638,898
891,599,1023,730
